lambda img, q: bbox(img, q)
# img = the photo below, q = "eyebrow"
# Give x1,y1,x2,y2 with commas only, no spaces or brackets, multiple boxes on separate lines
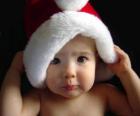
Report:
75,51,94,56
56,51,95,57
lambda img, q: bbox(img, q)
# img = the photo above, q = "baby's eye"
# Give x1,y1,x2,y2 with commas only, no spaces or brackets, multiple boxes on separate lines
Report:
77,56,88,63
50,58,60,64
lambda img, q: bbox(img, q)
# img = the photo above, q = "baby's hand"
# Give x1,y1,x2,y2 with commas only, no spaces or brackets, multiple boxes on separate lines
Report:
10,52,23,74
108,45,132,76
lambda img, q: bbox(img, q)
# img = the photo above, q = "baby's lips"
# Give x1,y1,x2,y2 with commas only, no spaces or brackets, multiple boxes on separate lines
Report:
62,85,78,91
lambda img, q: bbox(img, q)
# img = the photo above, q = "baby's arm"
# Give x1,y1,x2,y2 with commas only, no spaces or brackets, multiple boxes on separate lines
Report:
0,52,40,116
108,45,140,115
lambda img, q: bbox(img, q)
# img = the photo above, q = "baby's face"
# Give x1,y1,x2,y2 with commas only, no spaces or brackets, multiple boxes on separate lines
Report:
46,35,96,98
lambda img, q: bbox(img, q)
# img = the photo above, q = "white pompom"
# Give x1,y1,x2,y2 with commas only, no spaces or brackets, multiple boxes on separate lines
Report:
54,0,89,11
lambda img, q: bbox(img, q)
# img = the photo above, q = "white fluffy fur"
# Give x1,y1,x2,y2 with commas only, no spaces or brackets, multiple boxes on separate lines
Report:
54,0,89,11
24,11,117,88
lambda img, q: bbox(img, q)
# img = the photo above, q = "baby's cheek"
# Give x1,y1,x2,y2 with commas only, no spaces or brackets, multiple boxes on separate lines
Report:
45,77,54,87
79,76,94,91
46,76,61,88
79,70,95,90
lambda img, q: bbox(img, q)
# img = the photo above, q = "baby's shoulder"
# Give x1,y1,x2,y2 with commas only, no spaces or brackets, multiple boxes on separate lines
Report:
92,84,134,116
86,84,118,113
90,83,123,102
90,83,122,98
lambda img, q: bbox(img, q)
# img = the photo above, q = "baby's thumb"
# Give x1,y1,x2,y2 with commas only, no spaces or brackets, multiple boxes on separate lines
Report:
10,52,24,73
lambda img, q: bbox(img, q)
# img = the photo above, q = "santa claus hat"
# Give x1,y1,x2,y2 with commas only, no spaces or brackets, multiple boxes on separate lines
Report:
23,0,117,88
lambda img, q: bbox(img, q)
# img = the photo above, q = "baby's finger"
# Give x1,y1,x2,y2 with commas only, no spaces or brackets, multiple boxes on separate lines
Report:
114,45,131,64
10,52,23,73
114,45,120,49
114,45,127,57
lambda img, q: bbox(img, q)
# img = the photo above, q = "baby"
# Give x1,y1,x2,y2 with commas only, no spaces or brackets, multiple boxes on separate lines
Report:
1,0,140,115
1,35,140,116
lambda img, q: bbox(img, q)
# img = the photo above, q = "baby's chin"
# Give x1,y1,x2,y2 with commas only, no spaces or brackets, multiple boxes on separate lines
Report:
53,88,91,99
57,93,84,100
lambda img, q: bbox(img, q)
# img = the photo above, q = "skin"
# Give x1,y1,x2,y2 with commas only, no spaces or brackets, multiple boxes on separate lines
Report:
0,35,140,116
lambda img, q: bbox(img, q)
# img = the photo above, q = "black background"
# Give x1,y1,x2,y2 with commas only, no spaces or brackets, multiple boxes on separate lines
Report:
0,0,140,88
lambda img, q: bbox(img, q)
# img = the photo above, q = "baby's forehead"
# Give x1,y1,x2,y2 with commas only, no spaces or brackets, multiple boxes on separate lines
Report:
69,35,96,49
73,34,95,42
55,35,96,56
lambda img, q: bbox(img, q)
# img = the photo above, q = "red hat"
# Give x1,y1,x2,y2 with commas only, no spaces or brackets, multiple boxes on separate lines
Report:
24,0,99,38
24,0,117,88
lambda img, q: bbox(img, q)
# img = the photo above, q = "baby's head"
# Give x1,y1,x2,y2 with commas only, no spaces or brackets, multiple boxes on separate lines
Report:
23,0,117,89
46,35,96,98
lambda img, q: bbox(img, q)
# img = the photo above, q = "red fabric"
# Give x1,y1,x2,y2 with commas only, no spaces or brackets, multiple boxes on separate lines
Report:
24,0,99,38
80,2,100,18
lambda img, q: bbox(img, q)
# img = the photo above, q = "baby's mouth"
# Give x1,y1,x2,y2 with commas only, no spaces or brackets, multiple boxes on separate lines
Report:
62,85,78,91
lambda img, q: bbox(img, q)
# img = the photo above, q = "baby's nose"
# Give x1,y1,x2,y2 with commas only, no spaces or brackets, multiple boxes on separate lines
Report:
63,63,76,79
65,73,75,79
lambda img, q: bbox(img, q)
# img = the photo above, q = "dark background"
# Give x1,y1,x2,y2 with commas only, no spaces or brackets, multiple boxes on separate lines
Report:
0,0,140,88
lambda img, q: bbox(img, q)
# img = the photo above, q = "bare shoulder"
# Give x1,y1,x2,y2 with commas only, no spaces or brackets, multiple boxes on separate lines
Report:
93,83,134,116
22,89,40,116
92,83,117,92
91,83,119,97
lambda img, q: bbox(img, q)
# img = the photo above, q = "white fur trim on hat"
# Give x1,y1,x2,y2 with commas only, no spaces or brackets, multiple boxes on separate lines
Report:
54,0,89,11
24,11,117,88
